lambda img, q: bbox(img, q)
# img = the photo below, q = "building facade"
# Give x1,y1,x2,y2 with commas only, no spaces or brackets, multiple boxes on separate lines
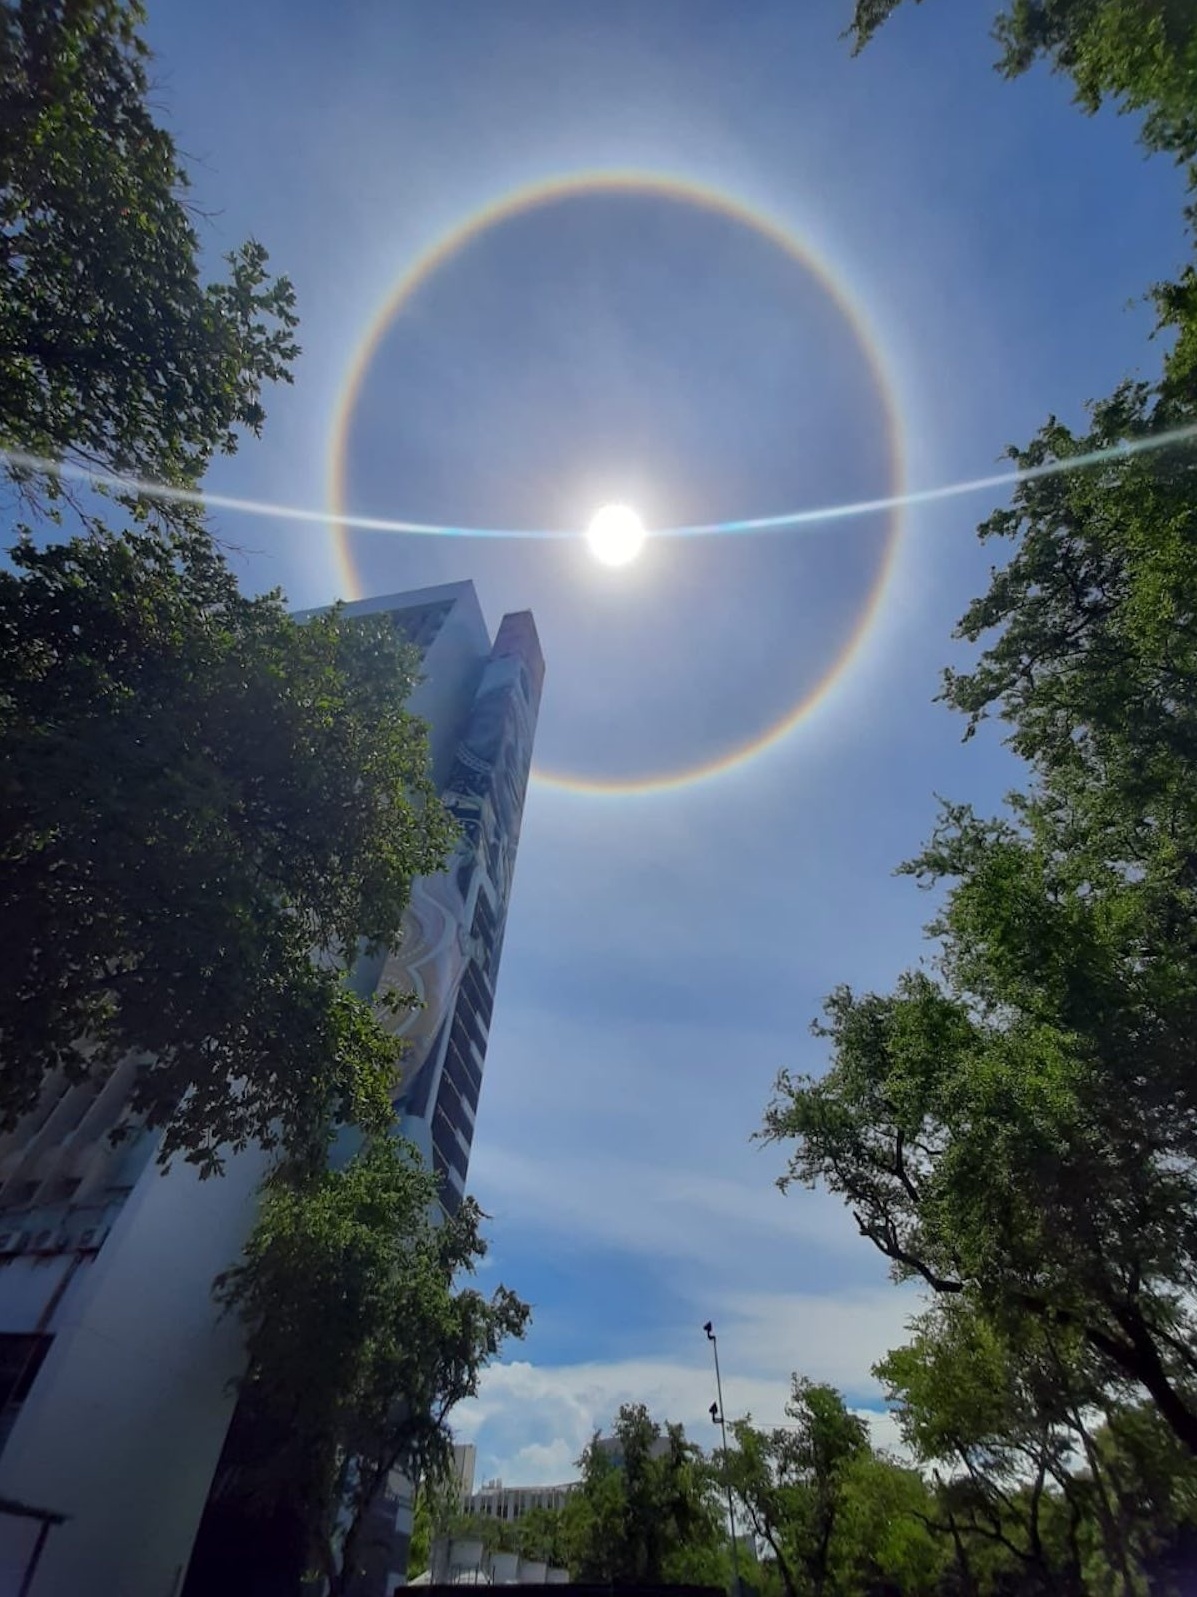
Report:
468,1479,578,1522
0,582,542,1597
356,591,544,1212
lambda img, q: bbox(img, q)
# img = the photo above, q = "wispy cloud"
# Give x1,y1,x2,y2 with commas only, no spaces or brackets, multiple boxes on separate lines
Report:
472,1143,869,1275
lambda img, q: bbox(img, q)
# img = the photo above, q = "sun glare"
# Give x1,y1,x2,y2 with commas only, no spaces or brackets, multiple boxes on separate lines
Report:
586,504,646,567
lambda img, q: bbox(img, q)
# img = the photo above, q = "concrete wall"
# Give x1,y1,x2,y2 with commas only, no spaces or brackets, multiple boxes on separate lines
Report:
0,1139,269,1597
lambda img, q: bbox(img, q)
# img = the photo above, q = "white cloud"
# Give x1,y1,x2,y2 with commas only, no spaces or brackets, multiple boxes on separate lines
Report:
857,1406,907,1459
455,1285,920,1486
719,1285,921,1391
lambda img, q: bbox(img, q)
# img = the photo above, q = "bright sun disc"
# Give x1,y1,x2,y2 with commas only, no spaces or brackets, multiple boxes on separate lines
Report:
586,504,646,567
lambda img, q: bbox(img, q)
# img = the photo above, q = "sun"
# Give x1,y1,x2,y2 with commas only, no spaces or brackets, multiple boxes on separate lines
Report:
586,504,646,567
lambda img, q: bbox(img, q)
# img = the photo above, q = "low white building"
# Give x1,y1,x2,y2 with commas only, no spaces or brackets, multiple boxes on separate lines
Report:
467,1478,577,1523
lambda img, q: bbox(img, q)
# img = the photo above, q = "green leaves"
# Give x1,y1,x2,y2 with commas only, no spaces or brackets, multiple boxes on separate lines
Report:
0,527,457,1170
781,0,1197,1582
564,1405,727,1587
765,327,1197,1466
217,1137,530,1591
0,0,298,510
875,1298,1197,1593
848,0,1197,188
723,1380,935,1597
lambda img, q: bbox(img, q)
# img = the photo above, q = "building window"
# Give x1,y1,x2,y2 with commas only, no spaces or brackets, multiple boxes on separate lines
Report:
0,1333,52,1453
2,1180,39,1210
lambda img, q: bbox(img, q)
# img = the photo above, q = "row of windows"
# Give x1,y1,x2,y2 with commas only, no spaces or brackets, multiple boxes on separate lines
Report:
432,1091,471,1174
434,1077,473,1167
442,1035,481,1119
448,985,486,1081
470,892,499,973
458,961,495,1044
431,1143,463,1216
472,1491,574,1520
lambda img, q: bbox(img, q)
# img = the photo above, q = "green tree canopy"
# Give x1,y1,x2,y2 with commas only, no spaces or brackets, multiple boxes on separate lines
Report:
830,1451,945,1597
760,0,1197,1583
0,0,298,505
563,1404,728,1586
216,1136,530,1595
0,525,457,1169
722,1378,871,1597
843,1,1197,396
763,384,1197,1458
876,1295,1197,1595
846,0,1197,180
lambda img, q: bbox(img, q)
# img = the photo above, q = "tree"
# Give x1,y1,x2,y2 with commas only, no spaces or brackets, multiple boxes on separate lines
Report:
831,1452,945,1597
0,0,299,507
562,1443,628,1583
515,1504,571,1567
722,1378,870,1597
843,0,1197,399
762,912,1197,1454
806,0,1197,1570
877,1301,1102,1595
785,1379,872,1597
873,1295,1197,1596
845,0,1197,180
407,1482,436,1580
215,1136,530,1596
763,388,1197,1452
1085,1402,1197,1592
723,1416,809,1597
563,1404,727,1586
0,525,458,1170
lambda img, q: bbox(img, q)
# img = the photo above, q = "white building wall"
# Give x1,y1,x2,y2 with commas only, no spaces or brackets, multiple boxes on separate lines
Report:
0,1138,269,1597
468,1480,578,1520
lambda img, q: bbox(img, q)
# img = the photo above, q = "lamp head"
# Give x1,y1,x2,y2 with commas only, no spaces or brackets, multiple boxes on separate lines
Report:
703,1320,714,1340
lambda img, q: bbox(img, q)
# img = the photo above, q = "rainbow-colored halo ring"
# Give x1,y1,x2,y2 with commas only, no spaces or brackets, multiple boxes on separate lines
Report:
327,170,907,797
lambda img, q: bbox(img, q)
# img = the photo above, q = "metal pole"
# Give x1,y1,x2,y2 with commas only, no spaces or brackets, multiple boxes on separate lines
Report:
705,1322,742,1597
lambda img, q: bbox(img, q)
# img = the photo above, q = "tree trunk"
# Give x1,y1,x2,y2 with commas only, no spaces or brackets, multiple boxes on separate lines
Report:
1072,1412,1137,1597
1102,1305,1197,1455
948,1515,977,1597
760,1525,801,1597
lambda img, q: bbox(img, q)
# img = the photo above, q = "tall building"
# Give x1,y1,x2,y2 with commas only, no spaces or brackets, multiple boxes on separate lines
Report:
341,587,544,1212
0,582,542,1597
453,1442,479,1504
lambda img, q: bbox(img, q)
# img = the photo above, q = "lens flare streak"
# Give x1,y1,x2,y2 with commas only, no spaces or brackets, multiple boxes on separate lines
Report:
3,424,1195,545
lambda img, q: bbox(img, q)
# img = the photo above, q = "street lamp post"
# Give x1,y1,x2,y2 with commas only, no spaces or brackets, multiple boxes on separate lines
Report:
704,1320,743,1597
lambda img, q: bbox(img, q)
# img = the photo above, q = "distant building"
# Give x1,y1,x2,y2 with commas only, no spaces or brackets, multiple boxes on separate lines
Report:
463,1428,671,1528
453,1443,479,1504
468,1478,578,1522
593,1433,671,1468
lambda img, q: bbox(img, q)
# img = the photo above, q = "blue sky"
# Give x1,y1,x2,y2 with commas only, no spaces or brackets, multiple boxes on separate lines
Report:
142,0,1190,1482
